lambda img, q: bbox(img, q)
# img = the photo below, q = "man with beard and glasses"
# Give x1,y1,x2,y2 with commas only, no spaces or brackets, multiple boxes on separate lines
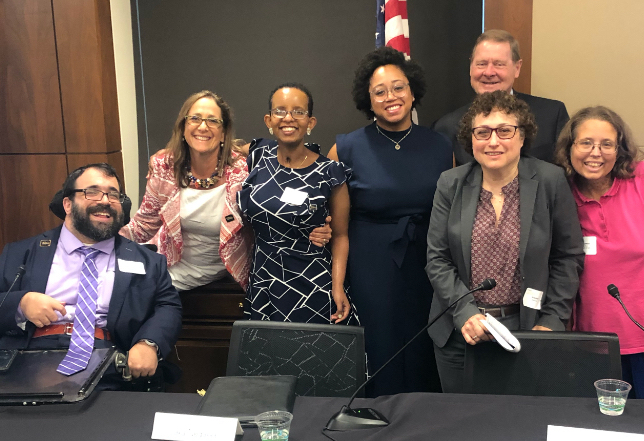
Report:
0,163,182,390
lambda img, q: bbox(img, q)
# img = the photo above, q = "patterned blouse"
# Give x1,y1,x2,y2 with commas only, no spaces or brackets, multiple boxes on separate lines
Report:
470,176,521,306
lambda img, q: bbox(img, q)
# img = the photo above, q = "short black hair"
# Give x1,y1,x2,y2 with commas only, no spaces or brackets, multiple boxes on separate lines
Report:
268,82,314,116
352,46,426,119
62,163,124,199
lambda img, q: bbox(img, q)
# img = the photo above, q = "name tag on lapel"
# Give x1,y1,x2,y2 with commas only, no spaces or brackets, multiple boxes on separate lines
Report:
118,259,146,275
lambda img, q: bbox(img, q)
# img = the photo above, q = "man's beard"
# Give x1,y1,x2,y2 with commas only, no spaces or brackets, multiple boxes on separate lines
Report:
71,202,124,242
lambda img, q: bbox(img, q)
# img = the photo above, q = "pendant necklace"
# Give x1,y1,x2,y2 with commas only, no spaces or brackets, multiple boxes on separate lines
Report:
278,149,308,168
376,124,413,150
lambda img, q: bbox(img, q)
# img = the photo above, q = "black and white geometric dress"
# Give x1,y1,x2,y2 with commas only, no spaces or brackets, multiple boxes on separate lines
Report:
238,141,351,323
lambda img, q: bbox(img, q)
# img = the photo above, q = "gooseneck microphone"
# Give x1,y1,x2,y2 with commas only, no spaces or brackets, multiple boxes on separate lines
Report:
0,250,29,310
325,278,497,431
607,284,644,333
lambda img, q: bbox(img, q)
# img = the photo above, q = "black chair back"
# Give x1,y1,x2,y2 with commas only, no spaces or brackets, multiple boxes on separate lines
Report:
226,320,366,398
464,331,621,397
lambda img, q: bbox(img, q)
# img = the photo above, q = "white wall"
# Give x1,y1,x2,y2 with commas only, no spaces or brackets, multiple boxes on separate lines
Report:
110,0,139,211
532,0,644,147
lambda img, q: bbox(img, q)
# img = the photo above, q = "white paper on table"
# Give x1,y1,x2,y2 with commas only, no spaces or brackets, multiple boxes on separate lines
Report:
151,412,243,441
548,425,644,440
479,314,521,353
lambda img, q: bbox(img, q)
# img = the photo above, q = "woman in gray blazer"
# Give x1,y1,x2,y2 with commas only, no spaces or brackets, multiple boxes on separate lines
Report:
426,91,585,393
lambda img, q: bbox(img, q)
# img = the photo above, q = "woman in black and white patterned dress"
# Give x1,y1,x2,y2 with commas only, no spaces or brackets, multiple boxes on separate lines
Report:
238,83,352,324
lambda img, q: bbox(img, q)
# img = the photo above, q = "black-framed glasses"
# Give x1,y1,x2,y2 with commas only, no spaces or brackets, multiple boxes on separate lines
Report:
573,139,618,154
270,108,309,119
369,82,409,102
472,125,519,140
185,115,224,128
70,188,125,203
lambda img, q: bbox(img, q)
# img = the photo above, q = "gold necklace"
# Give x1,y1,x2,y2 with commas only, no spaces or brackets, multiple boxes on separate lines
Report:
376,124,413,150
278,150,308,168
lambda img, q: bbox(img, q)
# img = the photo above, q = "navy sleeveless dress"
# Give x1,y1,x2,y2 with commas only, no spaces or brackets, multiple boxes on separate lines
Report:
336,122,452,396
238,141,352,323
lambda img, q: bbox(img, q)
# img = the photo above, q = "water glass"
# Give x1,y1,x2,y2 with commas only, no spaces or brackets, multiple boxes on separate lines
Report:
255,410,293,441
594,379,632,416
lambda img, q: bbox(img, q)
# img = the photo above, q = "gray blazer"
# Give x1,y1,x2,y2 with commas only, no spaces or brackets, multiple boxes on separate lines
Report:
426,157,584,348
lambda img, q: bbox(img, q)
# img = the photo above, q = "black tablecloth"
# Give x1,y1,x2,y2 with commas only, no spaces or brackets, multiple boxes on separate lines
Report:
0,391,643,441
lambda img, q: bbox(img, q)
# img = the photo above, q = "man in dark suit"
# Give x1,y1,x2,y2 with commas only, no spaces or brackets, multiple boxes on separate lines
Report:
433,29,569,166
0,163,182,387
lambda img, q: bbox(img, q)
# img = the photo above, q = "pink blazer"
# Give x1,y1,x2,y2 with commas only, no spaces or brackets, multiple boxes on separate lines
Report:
120,152,253,290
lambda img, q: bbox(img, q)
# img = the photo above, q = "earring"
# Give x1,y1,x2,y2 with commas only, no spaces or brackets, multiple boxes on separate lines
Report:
307,128,311,136
220,141,224,147
269,128,273,135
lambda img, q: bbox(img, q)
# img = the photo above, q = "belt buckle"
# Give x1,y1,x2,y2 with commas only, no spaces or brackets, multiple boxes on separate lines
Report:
63,323,74,336
478,307,487,315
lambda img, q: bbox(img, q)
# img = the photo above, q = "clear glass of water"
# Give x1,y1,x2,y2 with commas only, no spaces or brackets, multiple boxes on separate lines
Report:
255,410,293,441
594,379,632,416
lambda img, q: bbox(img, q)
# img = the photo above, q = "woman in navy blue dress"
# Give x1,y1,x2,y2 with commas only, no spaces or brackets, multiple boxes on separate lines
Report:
328,48,452,396
239,83,352,324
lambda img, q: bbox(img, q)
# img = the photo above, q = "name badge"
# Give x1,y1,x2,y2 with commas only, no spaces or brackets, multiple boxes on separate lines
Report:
225,214,235,223
583,236,597,255
280,187,307,206
523,288,543,310
118,259,146,275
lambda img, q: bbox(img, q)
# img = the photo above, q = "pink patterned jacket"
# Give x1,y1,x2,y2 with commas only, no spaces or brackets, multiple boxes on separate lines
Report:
119,152,253,290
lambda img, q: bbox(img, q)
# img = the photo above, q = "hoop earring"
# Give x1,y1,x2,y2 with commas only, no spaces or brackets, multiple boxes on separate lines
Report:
269,128,273,135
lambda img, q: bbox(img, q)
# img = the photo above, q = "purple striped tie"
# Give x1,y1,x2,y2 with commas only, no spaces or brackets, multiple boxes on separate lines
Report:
57,246,101,376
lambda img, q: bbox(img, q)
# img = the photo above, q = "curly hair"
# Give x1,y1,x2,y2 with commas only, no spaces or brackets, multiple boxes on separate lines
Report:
163,90,235,188
268,82,314,116
352,47,426,119
554,106,641,180
457,91,537,157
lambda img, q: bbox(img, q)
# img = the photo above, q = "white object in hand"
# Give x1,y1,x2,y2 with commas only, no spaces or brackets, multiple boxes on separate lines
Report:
479,313,521,353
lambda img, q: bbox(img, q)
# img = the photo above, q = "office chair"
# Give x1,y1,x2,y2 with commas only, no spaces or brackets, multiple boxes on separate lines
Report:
464,331,621,397
226,320,366,397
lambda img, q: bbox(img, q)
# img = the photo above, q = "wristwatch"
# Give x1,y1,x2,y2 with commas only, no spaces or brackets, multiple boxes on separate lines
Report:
138,339,160,357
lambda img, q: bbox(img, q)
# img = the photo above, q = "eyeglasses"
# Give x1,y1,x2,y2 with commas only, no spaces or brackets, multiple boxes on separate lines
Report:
472,125,519,140
369,82,409,102
70,188,125,203
270,109,309,119
573,139,618,153
185,115,224,128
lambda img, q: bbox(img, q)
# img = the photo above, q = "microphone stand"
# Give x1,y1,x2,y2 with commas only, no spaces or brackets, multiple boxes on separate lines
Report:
325,279,496,431
607,284,644,332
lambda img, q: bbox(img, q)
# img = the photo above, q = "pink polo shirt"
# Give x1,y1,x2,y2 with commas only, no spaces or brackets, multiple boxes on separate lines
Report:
572,161,644,355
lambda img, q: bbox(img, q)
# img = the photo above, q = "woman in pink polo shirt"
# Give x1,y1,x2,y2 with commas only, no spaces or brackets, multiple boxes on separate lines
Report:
554,106,644,399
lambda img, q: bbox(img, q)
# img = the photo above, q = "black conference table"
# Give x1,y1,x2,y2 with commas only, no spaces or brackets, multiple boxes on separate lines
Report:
1,391,644,440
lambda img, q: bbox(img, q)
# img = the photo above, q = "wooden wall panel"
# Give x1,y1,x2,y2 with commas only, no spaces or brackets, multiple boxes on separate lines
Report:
67,151,125,190
0,155,67,248
0,0,65,154
485,0,533,94
52,0,121,154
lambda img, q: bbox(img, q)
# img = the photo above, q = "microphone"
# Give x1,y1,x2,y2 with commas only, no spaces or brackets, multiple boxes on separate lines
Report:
607,284,644,333
0,250,29,310
325,278,497,431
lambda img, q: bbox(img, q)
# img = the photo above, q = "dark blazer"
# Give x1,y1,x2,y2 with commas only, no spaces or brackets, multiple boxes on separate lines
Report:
0,226,182,357
432,91,569,166
426,157,584,348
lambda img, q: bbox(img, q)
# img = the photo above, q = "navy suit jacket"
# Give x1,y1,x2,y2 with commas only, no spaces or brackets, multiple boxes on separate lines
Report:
426,158,585,348
0,226,182,357
433,91,569,166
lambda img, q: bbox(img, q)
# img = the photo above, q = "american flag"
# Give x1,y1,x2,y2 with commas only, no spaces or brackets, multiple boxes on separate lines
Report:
376,0,410,58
